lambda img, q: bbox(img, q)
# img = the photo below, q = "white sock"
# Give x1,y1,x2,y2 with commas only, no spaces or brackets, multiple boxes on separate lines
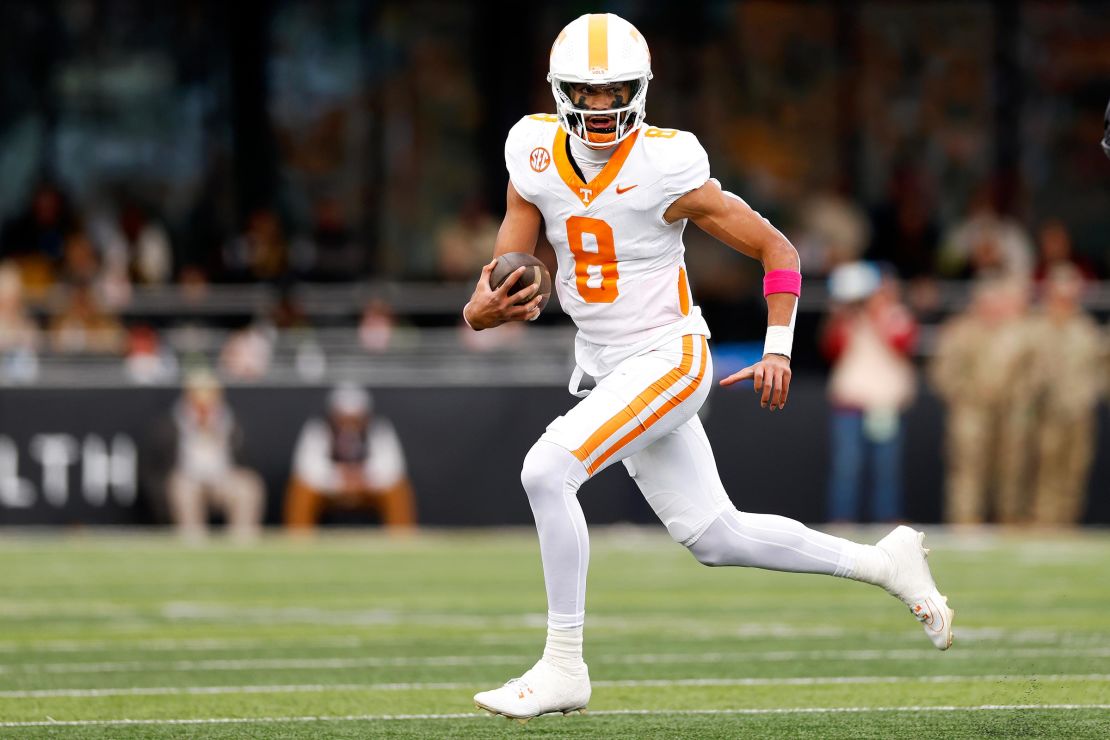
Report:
847,544,895,588
542,625,586,675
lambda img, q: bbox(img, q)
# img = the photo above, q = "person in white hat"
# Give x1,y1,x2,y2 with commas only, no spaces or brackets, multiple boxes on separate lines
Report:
821,263,918,523
284,383,415,531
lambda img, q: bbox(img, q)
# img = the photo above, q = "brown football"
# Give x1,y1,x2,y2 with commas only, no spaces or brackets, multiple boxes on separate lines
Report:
489,252,552,312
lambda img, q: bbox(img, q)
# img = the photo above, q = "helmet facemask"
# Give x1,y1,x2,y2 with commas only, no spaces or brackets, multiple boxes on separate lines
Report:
550,77,648,148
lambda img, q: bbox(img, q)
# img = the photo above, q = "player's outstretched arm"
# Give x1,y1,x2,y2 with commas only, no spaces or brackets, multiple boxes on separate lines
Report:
666,179,799,411
463,182,545,330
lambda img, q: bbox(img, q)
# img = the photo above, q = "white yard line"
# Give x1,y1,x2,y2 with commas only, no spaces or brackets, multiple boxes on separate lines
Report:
1,704,1108,728
0,626,1101,654
3,598,1107,646
0,636,367,654
1,674,1108,699
3,646,1110,674
607,646,1110,664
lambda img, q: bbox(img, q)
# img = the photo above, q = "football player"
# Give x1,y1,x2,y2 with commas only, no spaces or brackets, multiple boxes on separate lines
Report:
463,13,953,721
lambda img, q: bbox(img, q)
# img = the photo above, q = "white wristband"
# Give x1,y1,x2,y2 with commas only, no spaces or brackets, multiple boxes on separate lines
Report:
462,301,476,330
763,292,798,357
763,325,793,358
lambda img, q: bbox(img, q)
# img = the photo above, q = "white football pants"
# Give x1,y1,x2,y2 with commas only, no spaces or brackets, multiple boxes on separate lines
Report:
523,334,860,630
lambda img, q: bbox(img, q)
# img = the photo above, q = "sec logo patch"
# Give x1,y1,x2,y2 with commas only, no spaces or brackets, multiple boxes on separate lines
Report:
529,147,551,172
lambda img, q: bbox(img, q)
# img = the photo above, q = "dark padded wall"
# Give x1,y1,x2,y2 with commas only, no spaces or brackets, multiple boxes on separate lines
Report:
0,379,1105,526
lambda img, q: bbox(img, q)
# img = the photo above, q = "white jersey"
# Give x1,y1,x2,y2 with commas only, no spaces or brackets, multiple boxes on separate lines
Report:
505,114,712,378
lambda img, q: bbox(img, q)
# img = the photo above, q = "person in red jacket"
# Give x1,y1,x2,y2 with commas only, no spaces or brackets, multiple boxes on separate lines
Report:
821,262,918,522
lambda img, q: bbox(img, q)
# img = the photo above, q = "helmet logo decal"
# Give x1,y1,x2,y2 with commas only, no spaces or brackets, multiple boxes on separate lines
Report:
529,147,551,172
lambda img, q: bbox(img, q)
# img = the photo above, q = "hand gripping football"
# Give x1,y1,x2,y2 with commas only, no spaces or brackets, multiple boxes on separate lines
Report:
490,252,552,313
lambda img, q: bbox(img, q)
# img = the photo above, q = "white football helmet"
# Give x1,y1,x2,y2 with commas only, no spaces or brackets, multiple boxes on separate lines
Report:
548,13,652,147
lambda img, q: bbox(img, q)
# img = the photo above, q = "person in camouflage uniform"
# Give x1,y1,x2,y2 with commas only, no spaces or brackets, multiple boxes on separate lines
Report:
1026,265,1106,526
930,279,1034,524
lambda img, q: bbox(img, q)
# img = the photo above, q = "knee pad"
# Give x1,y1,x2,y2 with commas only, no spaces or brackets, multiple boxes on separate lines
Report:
685,512,748,567
521,441,586,501
687,533,728,567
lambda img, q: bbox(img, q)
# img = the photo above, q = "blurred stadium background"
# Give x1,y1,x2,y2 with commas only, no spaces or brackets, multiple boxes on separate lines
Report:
0,0,1108,736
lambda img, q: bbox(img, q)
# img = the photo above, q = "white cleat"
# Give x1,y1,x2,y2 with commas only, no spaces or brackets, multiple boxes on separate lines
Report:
876,525,955,650
474,659,591,720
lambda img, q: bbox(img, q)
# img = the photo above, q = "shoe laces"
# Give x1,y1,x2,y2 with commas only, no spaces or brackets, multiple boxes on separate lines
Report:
503,676,536,699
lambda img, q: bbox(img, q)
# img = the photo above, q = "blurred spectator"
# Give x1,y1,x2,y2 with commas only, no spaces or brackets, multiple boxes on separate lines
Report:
0,182,73,265
358,299,395,352
867,167,940,280
820,263,917,523
930,278,1034,524
56,227,131,309
59,231,101,286
1032,219,1099,283
89,199,173,285
0,263,41,382
124,325,179,385
270,288,309,330
178,265,210,304
290,197,363,279
1026,266,1104,526
284,384,415,532
165,372,265,542
938,184,1033,280
293,339,327,382
435,198,498,281
48,283,126,355
58,230,134,310
793,193,871,277
223,208,289,281
219,322,274,380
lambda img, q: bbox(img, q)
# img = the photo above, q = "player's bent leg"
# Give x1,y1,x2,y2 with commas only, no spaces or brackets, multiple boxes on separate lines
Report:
688,510,856,575
626,416,953,650
686,515,954,649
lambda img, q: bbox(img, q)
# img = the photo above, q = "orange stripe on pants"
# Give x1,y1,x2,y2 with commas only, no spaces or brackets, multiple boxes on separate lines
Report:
572,335,705,473
586,337,708,474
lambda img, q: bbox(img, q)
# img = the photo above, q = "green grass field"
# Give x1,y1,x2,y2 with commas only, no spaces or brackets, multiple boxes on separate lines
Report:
0,527,1107,738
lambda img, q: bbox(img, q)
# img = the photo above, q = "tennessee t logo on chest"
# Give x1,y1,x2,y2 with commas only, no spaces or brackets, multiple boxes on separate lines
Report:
579,188,593,203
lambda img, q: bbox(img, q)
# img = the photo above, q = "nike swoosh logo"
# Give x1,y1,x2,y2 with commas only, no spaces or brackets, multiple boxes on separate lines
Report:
914,597,945,633
616,184,638,195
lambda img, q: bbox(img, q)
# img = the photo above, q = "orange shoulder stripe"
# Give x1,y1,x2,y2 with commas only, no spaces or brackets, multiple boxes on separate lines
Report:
552,127,639,207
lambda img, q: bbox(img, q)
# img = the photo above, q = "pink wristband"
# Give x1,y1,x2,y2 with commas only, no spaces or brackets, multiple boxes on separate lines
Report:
763,270,802,297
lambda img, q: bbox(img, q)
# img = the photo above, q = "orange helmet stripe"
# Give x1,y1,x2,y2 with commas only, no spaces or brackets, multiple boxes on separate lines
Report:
587,14,608,73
